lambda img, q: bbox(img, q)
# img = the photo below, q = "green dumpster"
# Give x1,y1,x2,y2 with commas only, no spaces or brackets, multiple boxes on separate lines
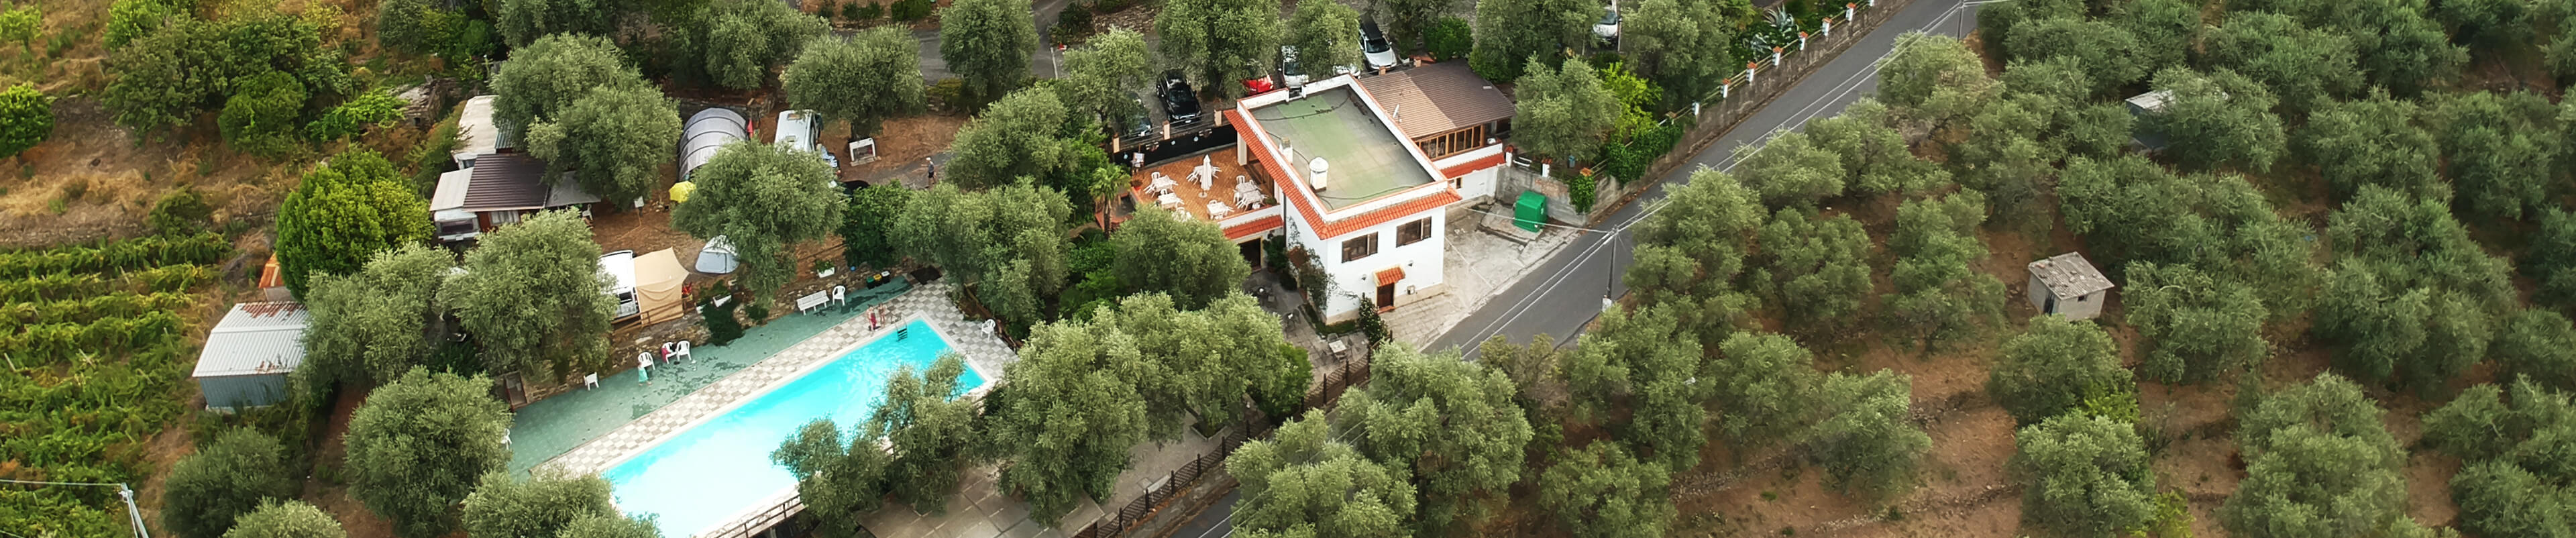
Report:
1513,191,1545,232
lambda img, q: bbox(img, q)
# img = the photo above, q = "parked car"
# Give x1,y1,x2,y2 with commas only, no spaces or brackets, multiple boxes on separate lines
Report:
1124,97,1156,138
1361,20,1398,70
1594,1,1620,46
1243,73,1278,95
1160,70,1203,123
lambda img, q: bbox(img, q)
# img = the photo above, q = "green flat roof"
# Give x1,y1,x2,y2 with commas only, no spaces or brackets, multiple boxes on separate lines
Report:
1248,87,1434,210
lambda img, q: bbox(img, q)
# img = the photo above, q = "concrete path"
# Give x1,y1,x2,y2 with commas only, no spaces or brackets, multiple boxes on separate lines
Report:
1427,0,1989,360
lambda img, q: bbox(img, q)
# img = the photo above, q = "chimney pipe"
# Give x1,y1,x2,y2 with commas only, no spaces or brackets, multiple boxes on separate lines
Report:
1309,158,1330,191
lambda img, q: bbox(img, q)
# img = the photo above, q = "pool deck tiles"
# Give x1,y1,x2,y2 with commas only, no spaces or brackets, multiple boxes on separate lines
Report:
535,281,1016,476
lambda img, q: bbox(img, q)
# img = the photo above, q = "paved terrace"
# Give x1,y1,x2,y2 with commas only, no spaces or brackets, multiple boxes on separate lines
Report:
525,280,1017,476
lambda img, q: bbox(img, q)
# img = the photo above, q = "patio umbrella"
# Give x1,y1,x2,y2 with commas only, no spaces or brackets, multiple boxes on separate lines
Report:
669,181,698,203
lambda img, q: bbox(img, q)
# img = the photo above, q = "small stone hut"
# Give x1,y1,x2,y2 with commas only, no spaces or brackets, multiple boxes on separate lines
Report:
2027,252,2113,321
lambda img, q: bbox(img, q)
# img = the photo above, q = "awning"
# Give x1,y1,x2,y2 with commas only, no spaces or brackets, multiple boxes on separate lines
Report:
1375,266,1405,284
634,250,688,325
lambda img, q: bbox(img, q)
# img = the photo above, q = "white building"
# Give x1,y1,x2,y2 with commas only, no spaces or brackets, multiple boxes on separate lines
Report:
1227,74,1464,323
2027,252,2113,321
451,95,513,170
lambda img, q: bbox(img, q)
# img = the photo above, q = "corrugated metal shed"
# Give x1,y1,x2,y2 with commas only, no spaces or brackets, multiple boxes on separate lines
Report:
683,108,749,180
458,154,596,211
191,302,311,378
1355,62,1514,138
2029,252,2114,298
453,95,515,164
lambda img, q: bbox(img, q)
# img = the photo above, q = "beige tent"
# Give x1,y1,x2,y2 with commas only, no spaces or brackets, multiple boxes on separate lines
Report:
635,249,689,325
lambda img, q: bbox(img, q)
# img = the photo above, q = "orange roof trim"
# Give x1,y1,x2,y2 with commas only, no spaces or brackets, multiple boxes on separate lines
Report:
1375,266,1405,283
1441,152,1507,178
1222,214,1284,241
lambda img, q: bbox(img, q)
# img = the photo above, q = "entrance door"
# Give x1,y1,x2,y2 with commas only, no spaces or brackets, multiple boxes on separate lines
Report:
1377,283,1395,309
1239,240,1263,267
2043,294,2058,315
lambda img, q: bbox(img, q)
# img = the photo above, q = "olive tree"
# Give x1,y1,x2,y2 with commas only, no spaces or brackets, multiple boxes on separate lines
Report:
1882,190,2004,349
460,472,618,538
2003,16,2147,96
1228,411,1417,537
1536,441,1675,538
164,430,297,538
2315,186,2515,393
441,212,617,380
2056,154,2321,313
1059,28,1153,126
1880,32,1999,132
1809,370,1932,499
1285,0,1362,75
839,184,913,270
986,314,1155,523
2221,374,2413,538
300,245,456,393
2125,262,2269,384
2298,91,2442,200
1706,332,1822,450
1805,99,1943,196
2143,67,2286,173
1103,292,1303,434
1619,0,1737,107
1752,209,1872,334
1466,0,1589,80
494,34,675,203
1989,315,2132,425
1335,344,1534,530
2529,208,2576,311
221,502,346,538
943,88,1073,190
681,0,829,90
2493,309,2576,392
344,368,513,538
2428,89,2563,221
671,142,847,298
869,354,982,513
1511,58,1620,162
2422,380,2576,538
1110,209,1252,309
1734,131,1845,208
2204,11,2362,115
888,182,1073,329
1563,305,1710,472
2010,414,2157,537
773,419,891,538
941,0,1036,103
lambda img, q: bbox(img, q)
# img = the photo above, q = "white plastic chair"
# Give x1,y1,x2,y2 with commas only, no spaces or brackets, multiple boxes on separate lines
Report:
833,285,848,308
584,373,600,390
672,340,692,363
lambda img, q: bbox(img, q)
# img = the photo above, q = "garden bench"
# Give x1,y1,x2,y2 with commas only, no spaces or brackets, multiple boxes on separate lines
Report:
795,290,831,313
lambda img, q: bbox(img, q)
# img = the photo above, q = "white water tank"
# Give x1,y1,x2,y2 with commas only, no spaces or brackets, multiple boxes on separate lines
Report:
1309,157,1330,191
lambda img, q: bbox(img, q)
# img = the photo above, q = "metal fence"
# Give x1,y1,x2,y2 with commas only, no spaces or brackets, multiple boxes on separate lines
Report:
1069,349,1378,538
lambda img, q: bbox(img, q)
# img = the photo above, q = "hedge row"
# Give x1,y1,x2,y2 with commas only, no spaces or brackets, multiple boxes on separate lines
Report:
0,232,231,278
0,265,217,303
0,311,189,364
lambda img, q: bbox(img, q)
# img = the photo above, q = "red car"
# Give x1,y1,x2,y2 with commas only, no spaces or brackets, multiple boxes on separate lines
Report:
1242,75,1278,95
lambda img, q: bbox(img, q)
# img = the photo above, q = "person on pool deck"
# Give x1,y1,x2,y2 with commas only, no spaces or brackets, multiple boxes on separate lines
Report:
637,352,654,385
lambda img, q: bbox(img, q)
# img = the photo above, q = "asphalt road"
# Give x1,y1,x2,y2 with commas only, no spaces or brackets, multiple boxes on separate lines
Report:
1428,0,1990,361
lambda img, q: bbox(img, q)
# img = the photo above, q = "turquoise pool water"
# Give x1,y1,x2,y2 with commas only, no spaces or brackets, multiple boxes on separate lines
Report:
600,319,981,536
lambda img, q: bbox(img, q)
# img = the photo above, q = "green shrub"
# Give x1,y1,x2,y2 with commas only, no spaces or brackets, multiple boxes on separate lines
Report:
1051,2,1093,46
164,429,298,538
148,187,215,235
703,299,746,345
926,78,967,111
744,299,771,325
889,0,933,21
221,500,348,538
1570,173,1597,210
1425,17,1471,61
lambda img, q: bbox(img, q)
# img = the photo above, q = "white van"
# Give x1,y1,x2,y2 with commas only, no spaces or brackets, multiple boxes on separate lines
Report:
601,250,639,320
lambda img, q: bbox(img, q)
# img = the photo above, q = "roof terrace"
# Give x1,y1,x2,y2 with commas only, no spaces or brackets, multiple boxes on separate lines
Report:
1245,87,1435,211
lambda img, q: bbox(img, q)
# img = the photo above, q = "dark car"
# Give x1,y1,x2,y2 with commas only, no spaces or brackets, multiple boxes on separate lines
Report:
1361,20,1397,69
1160,70,1204,123
1124,97,1156,138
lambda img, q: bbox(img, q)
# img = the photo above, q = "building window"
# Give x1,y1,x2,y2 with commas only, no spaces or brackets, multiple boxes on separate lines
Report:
1342,234,1379,262
1415,125,1489,160
1397,218,1432,246
490,211,522,225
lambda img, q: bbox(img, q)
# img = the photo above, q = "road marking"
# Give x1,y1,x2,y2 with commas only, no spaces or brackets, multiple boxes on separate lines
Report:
1450,0,1993,360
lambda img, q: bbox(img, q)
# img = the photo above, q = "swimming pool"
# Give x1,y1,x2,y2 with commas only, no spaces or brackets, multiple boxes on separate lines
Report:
600,319,983,536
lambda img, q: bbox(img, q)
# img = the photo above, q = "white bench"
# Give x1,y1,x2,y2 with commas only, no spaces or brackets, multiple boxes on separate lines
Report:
795,290,832,313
